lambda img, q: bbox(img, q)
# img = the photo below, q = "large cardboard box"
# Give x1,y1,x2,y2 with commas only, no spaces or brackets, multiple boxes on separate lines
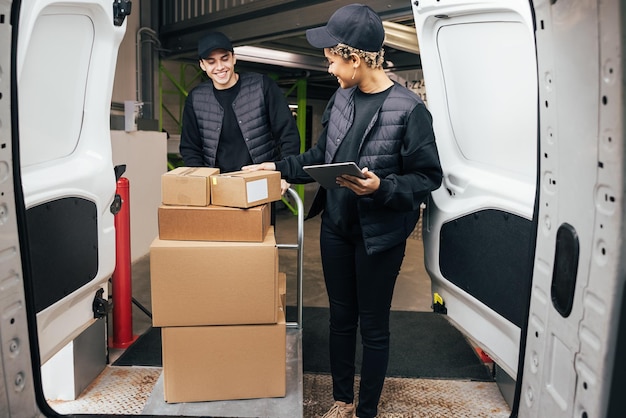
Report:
150,228,278,326
158,203,270,242
210,170,281,208
161,306,286,403
161,167,219,206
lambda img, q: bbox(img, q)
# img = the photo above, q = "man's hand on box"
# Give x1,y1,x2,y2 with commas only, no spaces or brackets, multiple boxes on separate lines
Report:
242,162,276,171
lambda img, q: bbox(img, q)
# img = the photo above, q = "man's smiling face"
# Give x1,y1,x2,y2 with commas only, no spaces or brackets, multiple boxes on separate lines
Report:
199,49,238,90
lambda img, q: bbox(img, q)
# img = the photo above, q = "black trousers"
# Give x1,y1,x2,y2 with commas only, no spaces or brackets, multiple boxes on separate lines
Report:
319,219,406,418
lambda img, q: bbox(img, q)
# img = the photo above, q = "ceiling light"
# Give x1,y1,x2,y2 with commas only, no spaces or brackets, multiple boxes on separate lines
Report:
383,21,420,54
233,46,327,71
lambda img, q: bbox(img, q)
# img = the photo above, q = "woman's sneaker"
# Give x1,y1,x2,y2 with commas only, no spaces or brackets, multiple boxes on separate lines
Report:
321,401,355,418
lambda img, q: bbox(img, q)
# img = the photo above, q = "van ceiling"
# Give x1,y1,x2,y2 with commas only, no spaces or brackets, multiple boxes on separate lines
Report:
155,0,420,100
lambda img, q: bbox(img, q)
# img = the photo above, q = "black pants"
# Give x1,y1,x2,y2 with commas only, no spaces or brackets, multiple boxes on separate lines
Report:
319,220,406,418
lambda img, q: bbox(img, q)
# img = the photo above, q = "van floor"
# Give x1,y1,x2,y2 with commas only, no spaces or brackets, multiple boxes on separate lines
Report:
47,187,511,417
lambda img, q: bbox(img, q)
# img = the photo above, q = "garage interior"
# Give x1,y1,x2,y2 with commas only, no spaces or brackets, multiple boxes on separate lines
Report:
121,0,424,140
42,1,511,417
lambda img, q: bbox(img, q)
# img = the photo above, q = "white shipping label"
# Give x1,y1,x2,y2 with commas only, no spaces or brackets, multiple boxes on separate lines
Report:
246,178,269,202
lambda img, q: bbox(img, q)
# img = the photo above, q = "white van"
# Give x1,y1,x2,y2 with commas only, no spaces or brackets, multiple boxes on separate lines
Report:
413,0,624,417
0,0,128,415
0,0,623,417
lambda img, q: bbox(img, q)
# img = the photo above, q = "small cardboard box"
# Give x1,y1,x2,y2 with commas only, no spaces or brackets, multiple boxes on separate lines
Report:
158,203,270,242
162,306,286,403
150,228,278,326
161,167,219,206
210,170,281,208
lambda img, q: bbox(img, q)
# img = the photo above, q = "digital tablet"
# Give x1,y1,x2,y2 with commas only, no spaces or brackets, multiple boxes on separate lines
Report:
303,162,365,189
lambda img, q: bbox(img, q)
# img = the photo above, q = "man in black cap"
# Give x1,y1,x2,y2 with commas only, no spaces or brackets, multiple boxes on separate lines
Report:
179,31,300,195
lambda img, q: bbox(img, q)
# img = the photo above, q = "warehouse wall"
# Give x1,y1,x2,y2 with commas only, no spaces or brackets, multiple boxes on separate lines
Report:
110,12,168,261
112,9,139,105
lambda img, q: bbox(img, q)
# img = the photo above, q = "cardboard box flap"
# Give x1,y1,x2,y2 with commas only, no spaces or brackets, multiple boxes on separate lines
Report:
164,167,220,178
161,166,220,206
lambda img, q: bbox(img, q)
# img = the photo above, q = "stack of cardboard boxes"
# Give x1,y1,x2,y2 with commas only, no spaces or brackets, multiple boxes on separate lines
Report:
150,166,287,403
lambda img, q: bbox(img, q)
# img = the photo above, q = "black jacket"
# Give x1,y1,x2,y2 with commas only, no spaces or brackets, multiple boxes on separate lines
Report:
180,73,300,167
277,82,443,254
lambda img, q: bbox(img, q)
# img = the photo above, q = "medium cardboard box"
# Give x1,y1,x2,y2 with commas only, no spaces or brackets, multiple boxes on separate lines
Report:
210,170,281,208
162,306,286,403
158,203,270,242
161,166,219,206
150,228,278,326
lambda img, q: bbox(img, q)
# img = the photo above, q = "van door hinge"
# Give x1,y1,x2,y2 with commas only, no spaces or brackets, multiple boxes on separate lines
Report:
93,288,111,319
110,164,126,215
113,0,132,26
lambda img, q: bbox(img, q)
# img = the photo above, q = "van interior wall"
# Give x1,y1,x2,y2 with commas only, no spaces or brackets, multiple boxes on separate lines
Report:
111,130,168,262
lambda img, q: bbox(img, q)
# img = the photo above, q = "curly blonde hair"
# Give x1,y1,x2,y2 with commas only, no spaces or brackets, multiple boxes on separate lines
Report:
329,43,385,69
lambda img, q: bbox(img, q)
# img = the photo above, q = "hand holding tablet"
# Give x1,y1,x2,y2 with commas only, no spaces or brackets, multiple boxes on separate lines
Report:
303,162,366,189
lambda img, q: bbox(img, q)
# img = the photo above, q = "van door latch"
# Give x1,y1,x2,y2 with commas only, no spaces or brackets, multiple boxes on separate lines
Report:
110,164,126,215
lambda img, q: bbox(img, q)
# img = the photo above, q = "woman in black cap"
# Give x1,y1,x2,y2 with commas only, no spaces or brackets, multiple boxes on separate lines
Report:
244,4,442,417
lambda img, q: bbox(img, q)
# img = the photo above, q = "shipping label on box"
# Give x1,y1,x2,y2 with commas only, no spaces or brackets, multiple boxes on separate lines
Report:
158,203,270,242
162,306,286,403
150,227,278,327
161,166,219,206
210,170,281,208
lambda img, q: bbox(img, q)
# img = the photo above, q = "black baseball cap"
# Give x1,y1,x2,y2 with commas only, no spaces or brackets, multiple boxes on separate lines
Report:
198,32,234,59
305,4,385,52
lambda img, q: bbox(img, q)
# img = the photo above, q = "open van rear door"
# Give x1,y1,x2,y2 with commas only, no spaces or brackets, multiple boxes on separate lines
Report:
412,0,538,381
2,0,128,413
413,0,626,417
15,0,128,377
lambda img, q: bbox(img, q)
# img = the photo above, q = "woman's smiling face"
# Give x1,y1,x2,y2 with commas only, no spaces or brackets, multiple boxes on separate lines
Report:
324,48,357,89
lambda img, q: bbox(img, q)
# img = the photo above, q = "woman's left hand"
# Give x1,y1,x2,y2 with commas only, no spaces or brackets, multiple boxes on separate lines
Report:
336,167,380,195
